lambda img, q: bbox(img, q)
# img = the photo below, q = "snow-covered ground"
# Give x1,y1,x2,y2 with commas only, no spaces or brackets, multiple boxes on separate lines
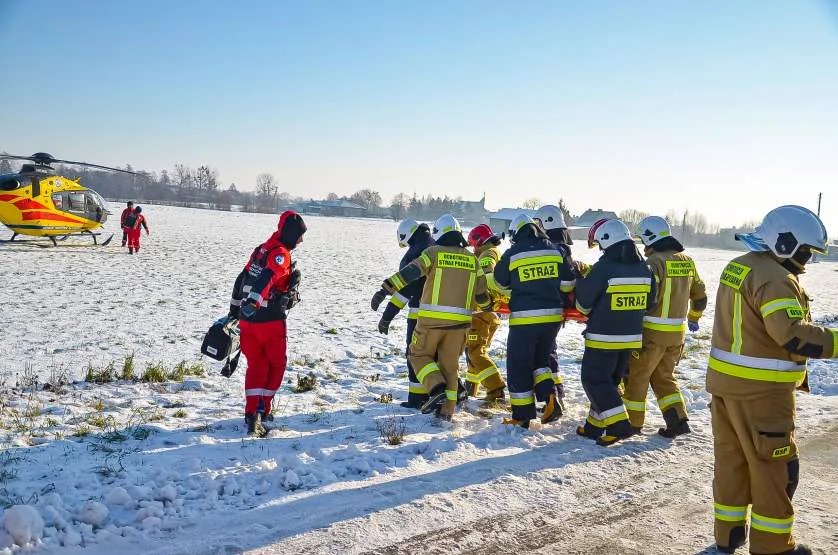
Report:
0,205,836,554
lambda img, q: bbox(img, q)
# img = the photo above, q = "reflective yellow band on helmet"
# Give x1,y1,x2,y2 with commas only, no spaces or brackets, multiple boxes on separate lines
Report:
416,362,440,382
750,512,794,534
714,503,748,523
709,348,806,384
657,392,684,410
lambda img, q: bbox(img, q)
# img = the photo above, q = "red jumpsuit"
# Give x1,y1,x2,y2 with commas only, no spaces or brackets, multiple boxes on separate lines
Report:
127,213,149,253
120,207,134,246
233,212,303,416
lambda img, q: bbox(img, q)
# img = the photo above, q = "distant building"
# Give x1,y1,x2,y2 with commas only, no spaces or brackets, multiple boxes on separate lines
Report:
300,199,366,217
573,208,620,227
487,208,540,236
454,195,488,225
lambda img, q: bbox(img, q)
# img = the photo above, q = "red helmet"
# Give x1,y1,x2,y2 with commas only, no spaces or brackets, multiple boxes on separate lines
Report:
587,218,610,249
468,224,496,248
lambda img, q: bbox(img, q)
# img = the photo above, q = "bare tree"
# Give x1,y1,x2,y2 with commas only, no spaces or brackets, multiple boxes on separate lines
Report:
326,192,340,201
194,165,219,193
521,197,542,210
350,188,382,210
390,193,409,220
174,164,193,197
619,208,650,231
255,173,278,209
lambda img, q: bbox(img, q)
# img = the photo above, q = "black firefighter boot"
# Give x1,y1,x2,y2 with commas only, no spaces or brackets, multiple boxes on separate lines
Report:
244,413,267,438
716,525,746,554
596,419,635,447
420,384,447,414
658,407,691,438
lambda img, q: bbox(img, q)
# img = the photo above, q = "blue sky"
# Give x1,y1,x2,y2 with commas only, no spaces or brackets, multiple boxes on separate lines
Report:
1,0,837,233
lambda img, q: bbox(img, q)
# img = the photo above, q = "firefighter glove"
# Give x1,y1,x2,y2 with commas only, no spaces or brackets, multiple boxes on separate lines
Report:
371,288,388,311
688,321,699,332
377,316,391,335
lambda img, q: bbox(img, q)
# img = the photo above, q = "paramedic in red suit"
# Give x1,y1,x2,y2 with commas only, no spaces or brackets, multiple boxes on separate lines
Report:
229,211,306,437
126,206,149,254
120,201,134,247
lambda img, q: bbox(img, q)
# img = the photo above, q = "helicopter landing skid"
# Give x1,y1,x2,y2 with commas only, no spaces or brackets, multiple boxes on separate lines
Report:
1,232,115,248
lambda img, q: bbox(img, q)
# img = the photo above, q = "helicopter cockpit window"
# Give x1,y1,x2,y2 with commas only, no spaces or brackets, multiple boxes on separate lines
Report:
68,192,86,211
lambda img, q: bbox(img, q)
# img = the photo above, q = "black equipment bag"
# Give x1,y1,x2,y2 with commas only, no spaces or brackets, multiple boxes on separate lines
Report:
201,316,240,361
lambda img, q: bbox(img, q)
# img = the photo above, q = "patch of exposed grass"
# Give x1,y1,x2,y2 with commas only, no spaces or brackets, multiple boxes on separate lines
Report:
377,393,393,404
376,414,406,446
121,353,136,381
173,409,187,418
85,361,116,384
168,360,206,382
293,372,318,393
141,362,168,383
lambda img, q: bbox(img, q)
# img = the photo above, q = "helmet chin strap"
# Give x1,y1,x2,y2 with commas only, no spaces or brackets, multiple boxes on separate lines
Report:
773,249,810,275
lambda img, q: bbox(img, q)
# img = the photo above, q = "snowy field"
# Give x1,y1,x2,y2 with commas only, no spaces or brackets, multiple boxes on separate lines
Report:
0,204,837,554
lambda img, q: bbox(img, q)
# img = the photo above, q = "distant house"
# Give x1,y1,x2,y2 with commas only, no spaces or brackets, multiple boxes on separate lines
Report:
487,208,540,236
300,200,366,217
454,195,488,225
573,208,620,227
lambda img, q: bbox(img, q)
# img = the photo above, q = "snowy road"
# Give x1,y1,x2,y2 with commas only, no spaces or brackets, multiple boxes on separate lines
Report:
1,205,836,554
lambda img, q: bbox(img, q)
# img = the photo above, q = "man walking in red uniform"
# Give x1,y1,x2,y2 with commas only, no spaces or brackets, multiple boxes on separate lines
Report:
120,201,134,247
229,211,306,437
125,205,149,254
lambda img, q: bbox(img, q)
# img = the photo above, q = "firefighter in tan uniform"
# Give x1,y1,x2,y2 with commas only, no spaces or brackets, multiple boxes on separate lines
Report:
623,216,708,437
463,224,506,401
707,206,836,555
377,214,491,421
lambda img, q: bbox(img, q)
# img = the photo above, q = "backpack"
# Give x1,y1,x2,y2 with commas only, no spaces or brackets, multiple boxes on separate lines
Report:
124,212,138,228
201,316,240,361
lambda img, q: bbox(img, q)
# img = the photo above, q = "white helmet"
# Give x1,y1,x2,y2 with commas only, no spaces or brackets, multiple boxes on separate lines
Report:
588,218,632,250
739,205,828,258
508,213,535,242
536,205,567,231
431,214,461,241
397,218,420,248
635,216,672,247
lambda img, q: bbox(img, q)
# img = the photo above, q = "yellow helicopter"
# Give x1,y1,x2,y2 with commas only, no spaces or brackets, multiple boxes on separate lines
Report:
0,152,136,247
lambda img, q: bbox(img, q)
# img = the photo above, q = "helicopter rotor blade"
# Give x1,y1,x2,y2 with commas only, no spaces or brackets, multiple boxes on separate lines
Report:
0,154,41,162
50,159,139,175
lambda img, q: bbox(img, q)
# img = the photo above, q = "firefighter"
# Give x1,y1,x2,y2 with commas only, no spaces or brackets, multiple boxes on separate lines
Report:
229,211,306,437
623,215,707,437
575,218,655,446
371,218,434,409
493,214,575,428
375,214,490,421
708,205,834,555
535,204,588,407
463,224,506,402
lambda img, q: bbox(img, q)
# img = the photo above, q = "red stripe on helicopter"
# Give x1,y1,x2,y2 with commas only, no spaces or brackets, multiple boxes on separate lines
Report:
21,211,86,224
0,194,20,202
12,198,48,210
